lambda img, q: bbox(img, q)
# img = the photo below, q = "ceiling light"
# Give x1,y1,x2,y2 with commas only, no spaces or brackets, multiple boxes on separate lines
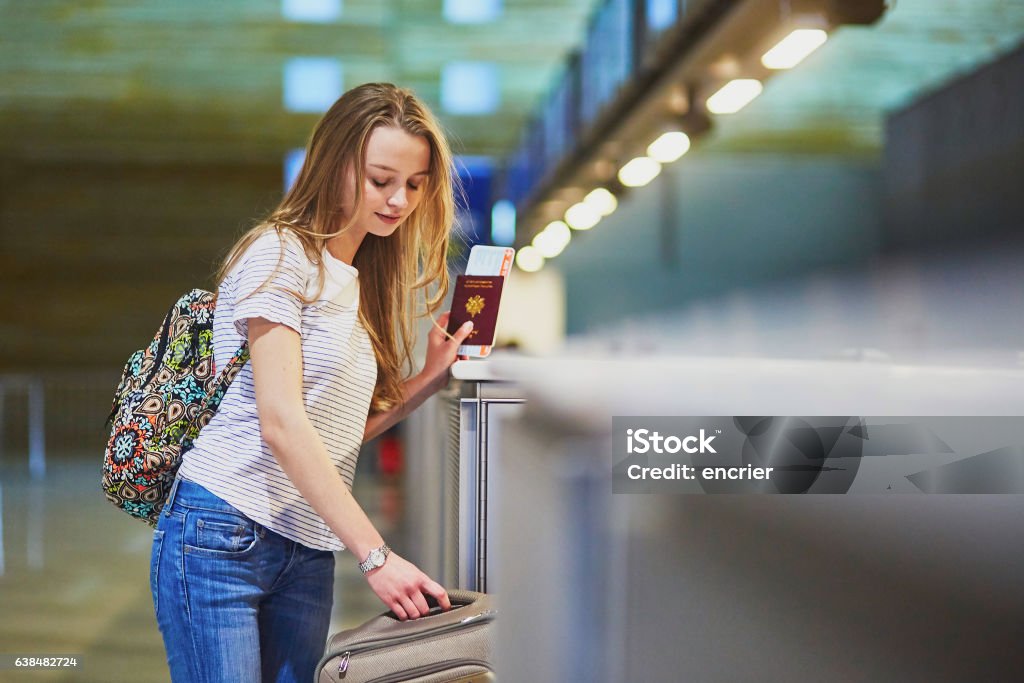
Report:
533,221,571,258
443,0,502,24
584,188,618,216
705,79,763,115
491,199,516,246
283,148,305,192
617,157,662,187
283,57,344,113
761,29,828,69
516,245,545,272
532,231,561,258
564,202,601,230
441,62,501,115
646,131,691,163
282,0,342,23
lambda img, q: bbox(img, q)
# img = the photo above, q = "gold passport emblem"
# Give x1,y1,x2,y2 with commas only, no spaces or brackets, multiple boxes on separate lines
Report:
465,295,485,317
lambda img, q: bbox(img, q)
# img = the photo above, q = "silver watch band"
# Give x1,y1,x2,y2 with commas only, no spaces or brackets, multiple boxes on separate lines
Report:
358,544,391,574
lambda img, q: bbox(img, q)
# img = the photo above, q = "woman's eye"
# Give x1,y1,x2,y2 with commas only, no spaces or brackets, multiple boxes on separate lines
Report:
408,183,421,191
371,179,388,188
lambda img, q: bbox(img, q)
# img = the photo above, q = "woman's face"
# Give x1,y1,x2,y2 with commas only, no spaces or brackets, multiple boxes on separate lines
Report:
343,125,431,238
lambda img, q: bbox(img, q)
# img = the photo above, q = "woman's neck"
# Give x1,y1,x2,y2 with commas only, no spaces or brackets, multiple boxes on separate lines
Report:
326,230,365,266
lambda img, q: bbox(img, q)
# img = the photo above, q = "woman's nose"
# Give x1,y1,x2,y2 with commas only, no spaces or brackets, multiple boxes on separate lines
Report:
388,186,408,210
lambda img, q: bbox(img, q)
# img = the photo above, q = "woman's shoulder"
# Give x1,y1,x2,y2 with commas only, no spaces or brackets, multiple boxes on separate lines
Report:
229,227,316,280
247,226,309,260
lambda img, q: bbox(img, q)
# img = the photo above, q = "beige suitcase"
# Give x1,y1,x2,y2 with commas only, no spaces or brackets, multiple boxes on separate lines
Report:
316,590,496,682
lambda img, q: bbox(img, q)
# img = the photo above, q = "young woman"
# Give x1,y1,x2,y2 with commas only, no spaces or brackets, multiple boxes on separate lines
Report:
150,83,475,682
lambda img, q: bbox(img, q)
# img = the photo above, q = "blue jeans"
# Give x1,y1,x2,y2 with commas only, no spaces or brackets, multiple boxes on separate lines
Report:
151,475,335,683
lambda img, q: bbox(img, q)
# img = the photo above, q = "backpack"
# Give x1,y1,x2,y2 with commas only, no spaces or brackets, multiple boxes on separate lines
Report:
102,289,250,526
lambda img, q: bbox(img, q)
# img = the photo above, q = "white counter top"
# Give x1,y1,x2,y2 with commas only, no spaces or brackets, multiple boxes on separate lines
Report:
449,359,501,382
477,351,1024,429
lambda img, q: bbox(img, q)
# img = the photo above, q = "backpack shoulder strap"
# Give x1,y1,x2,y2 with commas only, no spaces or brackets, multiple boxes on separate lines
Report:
179,341,251,454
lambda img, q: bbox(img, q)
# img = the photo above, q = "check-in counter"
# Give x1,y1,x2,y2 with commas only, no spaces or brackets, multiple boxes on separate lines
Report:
402,359,523,593
479,353,1024,683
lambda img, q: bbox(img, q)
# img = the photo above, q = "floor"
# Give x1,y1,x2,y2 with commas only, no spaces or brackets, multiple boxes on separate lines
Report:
0,455,401,683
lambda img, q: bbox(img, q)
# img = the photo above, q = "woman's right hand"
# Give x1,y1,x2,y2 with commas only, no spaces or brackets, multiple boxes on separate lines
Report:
364,552,451,620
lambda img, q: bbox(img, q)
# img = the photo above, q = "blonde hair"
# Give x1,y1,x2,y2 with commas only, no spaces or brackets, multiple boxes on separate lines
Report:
217,83,459,412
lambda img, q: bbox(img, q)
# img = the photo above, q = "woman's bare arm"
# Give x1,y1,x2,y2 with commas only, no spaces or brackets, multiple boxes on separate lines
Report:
248,317,454,620
363,372,439,443
363,312,473,443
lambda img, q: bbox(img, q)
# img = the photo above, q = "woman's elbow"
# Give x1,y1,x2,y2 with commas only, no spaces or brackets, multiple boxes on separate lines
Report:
257,404,305,453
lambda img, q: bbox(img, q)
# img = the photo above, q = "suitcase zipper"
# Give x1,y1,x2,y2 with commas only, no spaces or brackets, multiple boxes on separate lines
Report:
333,610,496,678
364,658,493,683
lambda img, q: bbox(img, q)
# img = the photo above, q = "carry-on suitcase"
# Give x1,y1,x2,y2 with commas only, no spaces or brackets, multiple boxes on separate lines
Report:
315,589,495,682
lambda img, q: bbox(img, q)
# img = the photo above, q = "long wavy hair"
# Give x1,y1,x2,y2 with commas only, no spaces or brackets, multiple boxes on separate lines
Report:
216,83,458,412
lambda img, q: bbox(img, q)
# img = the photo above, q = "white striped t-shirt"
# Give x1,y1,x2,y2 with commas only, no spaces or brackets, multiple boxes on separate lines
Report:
178,228,378,551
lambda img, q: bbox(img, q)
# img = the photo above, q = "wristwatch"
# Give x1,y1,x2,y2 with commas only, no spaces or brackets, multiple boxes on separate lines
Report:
358,544,391,574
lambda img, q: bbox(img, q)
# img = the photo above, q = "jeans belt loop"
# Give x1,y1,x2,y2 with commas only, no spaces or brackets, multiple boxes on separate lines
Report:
164,474,183,517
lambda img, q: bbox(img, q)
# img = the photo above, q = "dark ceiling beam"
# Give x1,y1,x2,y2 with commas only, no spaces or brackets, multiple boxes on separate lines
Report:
0,105,541,162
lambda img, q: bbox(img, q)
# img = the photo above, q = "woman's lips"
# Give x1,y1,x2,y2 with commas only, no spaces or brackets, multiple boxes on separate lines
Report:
375,212,401,225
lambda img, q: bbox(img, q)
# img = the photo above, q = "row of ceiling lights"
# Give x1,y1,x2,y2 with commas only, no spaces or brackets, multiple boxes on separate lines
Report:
514,27,831,273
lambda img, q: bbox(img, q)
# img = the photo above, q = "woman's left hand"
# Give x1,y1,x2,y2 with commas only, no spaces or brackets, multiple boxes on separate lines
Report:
420,311,474,391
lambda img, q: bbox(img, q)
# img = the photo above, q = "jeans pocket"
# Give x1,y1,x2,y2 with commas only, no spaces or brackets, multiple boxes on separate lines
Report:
183,509,259,557
150,529,166,617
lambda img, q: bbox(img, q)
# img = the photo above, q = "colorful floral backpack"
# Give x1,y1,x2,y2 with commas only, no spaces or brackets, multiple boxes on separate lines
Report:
102,289,250,526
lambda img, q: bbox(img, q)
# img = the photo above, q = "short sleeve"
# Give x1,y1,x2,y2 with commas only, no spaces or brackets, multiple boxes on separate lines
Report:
231,229,308,338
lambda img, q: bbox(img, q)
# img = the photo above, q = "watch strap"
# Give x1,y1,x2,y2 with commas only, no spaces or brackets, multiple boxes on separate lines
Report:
358,544,391,574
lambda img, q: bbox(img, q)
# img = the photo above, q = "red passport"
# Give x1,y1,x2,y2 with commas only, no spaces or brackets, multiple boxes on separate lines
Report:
446,275,505,346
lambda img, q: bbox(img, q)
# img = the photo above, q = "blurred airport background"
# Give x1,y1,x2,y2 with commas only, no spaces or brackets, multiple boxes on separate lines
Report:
1,0,1023,681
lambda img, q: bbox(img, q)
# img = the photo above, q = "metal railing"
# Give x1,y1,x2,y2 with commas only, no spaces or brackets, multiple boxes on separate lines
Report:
0,371,117,475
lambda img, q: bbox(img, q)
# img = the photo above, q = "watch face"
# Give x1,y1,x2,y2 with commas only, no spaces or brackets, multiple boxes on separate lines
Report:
370,549,384,565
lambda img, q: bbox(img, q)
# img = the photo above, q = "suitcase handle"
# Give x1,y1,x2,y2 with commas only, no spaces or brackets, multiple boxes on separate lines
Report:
382,590,488,621
384,601,467,622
